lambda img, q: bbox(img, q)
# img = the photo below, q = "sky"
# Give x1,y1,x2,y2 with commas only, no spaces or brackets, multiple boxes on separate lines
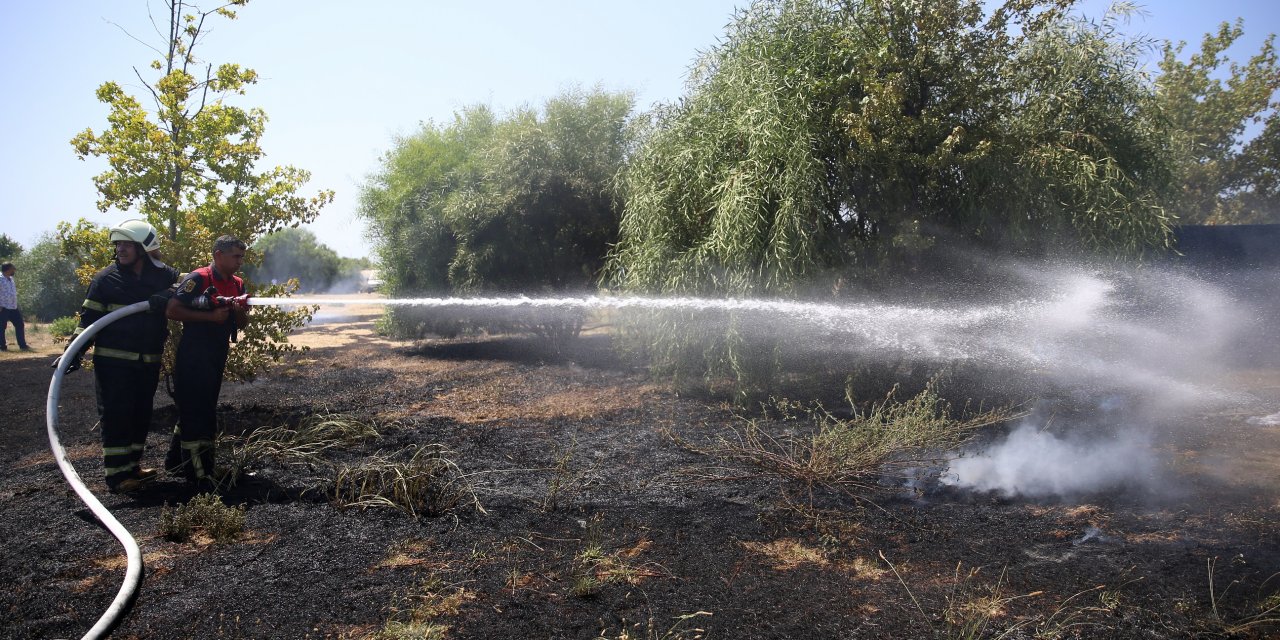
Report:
2,1,1277,260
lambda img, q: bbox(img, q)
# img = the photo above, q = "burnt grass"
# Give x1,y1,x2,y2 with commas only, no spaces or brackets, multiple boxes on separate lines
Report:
3,319,1279,639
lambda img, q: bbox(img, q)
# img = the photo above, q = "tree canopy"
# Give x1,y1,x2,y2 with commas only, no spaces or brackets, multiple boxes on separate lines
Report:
64,0,333,379
360,88,633,338
607,0,1181,299
13,235,83,322
0,234,21,261
1156,20,1280,224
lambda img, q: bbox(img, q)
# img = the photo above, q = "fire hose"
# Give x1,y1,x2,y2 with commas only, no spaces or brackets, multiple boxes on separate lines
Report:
46,300,150,640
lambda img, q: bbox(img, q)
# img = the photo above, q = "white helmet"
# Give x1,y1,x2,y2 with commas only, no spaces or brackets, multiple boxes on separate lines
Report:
109,219,161,252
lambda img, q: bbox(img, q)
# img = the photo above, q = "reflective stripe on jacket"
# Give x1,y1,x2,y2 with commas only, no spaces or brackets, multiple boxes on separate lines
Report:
93,346,163,363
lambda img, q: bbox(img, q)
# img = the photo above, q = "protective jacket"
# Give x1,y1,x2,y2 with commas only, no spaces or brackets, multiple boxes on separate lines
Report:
166,264,245,483
78,257,178,490
79,259,180,364
173,265,244,343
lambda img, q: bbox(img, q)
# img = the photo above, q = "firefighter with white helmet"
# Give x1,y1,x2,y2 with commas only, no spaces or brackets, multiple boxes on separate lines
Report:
55,218,179,493
111,218,161,252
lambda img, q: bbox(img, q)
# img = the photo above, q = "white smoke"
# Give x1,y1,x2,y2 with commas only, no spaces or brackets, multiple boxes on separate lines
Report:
942,421,1159,498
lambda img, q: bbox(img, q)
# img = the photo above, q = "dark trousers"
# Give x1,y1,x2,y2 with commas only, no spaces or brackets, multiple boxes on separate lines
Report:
0,307,26,349
94,358,161,487
167,339,229,480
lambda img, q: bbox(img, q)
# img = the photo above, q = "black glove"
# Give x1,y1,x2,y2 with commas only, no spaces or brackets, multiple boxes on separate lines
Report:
149,292,172,314
52,352,83,374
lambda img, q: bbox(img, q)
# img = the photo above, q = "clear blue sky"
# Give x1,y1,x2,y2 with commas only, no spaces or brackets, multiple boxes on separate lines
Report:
2,1,1276,260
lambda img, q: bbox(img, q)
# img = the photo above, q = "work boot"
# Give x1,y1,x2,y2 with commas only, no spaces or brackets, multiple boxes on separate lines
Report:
108,468,159,494
108,477,145,493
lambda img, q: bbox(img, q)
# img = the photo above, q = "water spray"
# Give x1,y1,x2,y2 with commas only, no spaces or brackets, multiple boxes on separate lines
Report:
251,294,1024,361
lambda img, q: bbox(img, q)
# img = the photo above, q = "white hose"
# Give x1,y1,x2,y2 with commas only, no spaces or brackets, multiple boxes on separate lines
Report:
46,300,151,640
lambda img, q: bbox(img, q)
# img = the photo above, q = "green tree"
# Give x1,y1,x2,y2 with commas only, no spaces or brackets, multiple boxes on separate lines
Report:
611,0,1173,299
361,88,633,341
1155,20,1280,224
65,0,333,379
1228,114,1280,222
0,234,21,261
606,0,1177,394
360,106,488,299
445,89,633,295
13,235,83,322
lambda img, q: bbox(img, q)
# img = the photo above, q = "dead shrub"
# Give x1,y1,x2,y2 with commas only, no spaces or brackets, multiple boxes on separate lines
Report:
332,445,481,518
222,411,382,472
697,376,1015,493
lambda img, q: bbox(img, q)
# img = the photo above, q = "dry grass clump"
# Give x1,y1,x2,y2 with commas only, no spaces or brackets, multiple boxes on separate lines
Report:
1207,557,1280,636
699,377,1014,493
222,411,383,472
366,576,474,640
333,445,481,518
158,493,246,543
597,611,713,640
543,437,596,512
880,551,1137,639
569,514,667,599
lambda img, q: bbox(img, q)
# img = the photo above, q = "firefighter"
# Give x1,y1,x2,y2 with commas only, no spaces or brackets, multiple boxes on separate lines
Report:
164,235,250,487
55,219,179,493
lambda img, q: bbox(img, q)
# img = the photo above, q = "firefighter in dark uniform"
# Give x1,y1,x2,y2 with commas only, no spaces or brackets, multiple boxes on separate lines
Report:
56,219,179,493
164,235,250,487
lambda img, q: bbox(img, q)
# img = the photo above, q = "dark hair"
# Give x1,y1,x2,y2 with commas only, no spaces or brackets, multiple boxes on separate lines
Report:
1,263,13,274
213,235,247,254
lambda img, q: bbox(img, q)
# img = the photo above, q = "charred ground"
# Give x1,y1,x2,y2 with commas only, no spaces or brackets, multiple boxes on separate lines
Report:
2,304,1279,639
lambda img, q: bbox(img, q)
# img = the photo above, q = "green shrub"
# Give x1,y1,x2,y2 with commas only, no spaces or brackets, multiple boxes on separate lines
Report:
48,316,79,341
158,493,246,543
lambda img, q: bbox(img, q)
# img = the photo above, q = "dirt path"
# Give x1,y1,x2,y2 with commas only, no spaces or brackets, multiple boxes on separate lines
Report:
2,301,1278,639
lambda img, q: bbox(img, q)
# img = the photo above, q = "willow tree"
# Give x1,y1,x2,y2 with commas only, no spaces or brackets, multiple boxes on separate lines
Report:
611,0,1174,297
65,0,333,379
607,0,1176,393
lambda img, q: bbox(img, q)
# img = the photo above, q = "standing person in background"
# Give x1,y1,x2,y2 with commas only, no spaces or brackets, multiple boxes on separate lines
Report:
54,220,178,493
0,263,31,351
165,235,250,488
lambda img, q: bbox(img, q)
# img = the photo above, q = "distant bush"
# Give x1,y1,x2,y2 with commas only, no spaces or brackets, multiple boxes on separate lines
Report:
48,316,79,341
244,227,371,293
14,235,82,321
0,233,21,261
